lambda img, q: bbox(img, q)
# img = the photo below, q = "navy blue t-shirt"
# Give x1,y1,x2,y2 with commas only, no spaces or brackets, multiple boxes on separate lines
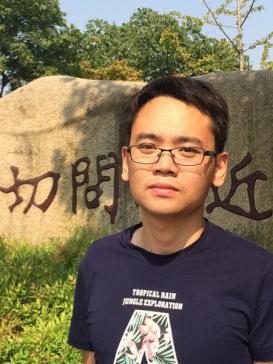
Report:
68,221,273,364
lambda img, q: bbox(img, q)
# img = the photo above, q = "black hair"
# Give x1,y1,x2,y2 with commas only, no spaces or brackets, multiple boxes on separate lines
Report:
124,76,229,153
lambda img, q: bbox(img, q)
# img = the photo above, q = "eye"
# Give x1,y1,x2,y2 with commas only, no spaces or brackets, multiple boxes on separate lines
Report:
183,146,200,153
177,146,202,157
138,143,155,149
136,144,157,153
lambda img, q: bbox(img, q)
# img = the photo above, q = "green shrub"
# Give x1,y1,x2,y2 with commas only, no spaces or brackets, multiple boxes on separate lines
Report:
0,228,94,364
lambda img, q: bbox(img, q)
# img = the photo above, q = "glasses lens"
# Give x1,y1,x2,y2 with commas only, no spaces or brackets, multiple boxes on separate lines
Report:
172,147,203,165
129,145,205,165
130,145,159,164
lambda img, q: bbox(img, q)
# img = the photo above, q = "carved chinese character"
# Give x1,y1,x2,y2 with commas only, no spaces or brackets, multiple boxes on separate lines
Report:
0,166,60,213
71,153,120,223
206,153,272,220
71,156,91,214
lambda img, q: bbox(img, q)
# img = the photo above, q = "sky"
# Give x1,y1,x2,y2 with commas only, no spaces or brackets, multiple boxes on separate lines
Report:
59,0,273,70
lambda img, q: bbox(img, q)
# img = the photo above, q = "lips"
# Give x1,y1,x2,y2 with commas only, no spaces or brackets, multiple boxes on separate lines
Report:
148,183,179,191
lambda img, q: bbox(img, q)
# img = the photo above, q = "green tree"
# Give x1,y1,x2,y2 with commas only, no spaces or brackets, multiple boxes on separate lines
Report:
173,14,239,75
0,0,85,96
83,8,239,81
122,9,238,78
201,0,273,70
121,8,191,79
84,19,127,68
80,60,143,81
0,4,242,93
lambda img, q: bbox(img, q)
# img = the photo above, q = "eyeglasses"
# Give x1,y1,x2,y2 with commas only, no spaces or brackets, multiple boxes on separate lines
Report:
126,144,217,166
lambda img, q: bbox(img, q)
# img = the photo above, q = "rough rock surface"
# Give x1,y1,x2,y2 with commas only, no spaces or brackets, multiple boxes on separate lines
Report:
0,72,272,247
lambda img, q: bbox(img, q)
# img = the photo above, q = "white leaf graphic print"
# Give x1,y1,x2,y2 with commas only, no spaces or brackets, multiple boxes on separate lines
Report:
113,310,179,364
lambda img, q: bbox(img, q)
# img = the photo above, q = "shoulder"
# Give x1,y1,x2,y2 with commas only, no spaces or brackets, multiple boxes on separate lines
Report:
79,224,138,271
208,221,272,255
207,221,273,272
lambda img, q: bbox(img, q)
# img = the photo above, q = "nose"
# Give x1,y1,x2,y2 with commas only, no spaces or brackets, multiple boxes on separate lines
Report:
153,150,178,174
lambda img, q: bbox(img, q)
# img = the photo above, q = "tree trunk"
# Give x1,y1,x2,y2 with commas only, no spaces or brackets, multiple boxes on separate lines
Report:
0,80,4,98
237,0,244,71
0,73,8,97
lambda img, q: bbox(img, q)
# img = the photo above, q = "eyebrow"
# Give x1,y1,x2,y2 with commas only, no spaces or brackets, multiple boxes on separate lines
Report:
134,132,203,147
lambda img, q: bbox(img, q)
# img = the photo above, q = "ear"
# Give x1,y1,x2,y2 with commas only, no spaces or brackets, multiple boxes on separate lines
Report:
121,146,129,182
212,152,228,187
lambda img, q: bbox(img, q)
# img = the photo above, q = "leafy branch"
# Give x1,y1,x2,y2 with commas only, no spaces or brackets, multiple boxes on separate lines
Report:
201,0,272,70
202,0,239,53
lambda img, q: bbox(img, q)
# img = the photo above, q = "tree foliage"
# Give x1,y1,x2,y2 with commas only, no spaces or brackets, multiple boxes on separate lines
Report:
260,40,273,70
0,0,84,96
83,8,239,80
1,3,241,95
80,60,143,81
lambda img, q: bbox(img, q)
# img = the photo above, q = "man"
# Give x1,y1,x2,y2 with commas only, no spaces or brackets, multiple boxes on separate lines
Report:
68,76,273,364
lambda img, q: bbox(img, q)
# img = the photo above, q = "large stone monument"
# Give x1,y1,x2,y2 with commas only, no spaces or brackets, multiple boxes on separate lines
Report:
0,72,272,247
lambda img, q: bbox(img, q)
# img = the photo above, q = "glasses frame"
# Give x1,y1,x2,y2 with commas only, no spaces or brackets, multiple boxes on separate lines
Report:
126,144,217,166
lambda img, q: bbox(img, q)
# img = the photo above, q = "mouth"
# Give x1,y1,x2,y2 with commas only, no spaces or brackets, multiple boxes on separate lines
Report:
149,183,178,190
149,183,178,197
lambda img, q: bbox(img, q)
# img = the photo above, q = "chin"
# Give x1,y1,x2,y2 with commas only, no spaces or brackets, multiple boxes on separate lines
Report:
140,204,190,218
137,199,203,219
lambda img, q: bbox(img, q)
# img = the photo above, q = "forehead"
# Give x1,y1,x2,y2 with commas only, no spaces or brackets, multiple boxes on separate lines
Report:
131,96,215,147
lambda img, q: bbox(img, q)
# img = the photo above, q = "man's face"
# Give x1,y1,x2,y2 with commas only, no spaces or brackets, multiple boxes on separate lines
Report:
121,96,228,219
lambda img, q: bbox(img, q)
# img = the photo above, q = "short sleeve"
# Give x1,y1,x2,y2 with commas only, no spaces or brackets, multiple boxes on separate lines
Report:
248,257,273,361
68,266,94,351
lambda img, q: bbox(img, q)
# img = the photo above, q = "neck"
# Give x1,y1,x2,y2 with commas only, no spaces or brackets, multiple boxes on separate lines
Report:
132,211,206,255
